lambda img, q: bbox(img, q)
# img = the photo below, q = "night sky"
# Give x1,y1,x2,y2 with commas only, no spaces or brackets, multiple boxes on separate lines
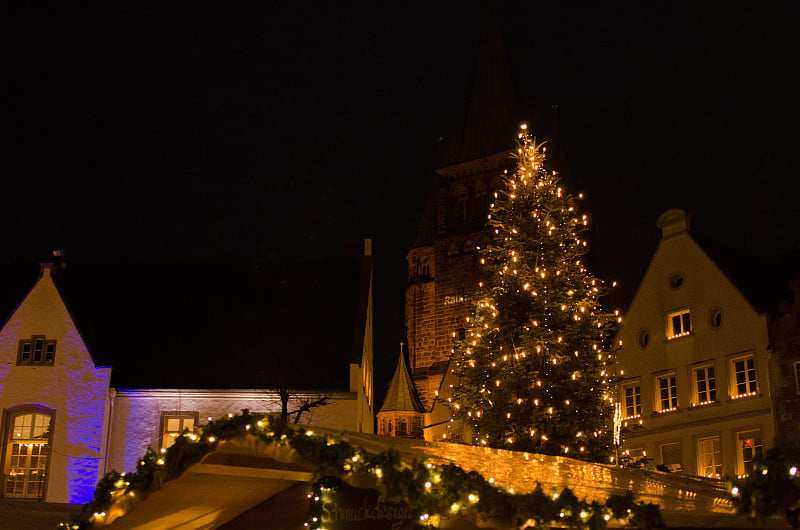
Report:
6,3,798,399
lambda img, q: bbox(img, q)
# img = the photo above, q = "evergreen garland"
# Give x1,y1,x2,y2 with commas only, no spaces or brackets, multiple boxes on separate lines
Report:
61,411,663,529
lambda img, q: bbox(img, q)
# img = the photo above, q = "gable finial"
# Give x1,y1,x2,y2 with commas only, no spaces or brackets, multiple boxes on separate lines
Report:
39,262,56,277
656,209,690,239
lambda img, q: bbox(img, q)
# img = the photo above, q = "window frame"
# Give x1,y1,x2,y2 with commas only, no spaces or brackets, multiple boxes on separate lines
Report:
736,429,763,478
659,440,683,472
622,382,642,419
729,354,758,399
696,435,723,478
17,335,57,366
1,404,56,500
692,364,717,406
794,361,800,396
666,308,692,340
159,411,199,450
655,373,678,413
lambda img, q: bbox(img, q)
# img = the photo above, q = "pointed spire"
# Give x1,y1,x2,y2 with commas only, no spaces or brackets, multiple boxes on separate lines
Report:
441,1,518,165
378,343,425,414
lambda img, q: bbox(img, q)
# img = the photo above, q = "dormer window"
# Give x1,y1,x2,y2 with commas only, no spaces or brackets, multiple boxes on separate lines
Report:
17,336,56,366
667,309,692,339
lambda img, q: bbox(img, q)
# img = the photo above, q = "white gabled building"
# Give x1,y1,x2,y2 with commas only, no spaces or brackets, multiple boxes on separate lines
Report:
0,242,375,505
0,264,112,503
616,209,775,479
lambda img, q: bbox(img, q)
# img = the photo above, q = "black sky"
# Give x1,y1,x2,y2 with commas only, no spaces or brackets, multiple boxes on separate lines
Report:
6,3,799,399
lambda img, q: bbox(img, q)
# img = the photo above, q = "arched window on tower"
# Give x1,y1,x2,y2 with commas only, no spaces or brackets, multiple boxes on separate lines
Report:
420,258,430,278
397,419,408,436
456,195,469,223
472,189,486,222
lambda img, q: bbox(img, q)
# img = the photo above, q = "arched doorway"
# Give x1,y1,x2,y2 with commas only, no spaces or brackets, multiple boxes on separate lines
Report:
2,407,53,499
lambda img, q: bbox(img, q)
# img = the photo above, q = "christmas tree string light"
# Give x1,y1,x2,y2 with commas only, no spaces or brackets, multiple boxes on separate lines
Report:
451,124,620,461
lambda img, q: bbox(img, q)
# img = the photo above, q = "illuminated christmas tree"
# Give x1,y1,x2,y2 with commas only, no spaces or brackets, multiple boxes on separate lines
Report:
451,124,619,462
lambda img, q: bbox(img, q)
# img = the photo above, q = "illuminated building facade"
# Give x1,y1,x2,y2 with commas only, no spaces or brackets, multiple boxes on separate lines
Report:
0,264,111,503
616,209,776,479
0,245,374,504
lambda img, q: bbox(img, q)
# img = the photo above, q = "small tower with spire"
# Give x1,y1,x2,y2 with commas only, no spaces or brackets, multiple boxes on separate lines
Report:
376,343,425,438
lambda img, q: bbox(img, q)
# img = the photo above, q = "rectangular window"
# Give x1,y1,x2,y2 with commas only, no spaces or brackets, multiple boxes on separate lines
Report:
731,356,757,398
656,374,678,412
697,436,722,478
737,430,763,477
660,441,683,472
17,336,57,366
667,309,692,339
794,361,800,395
160,412,198,450
694,366,717,405
623,385,642,418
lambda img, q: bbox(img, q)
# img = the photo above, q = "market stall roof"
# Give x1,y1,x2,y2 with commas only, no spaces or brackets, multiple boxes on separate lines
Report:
104,429,786,529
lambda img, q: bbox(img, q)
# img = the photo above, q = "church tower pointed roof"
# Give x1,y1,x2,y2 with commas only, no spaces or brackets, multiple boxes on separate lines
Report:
441,1,519,166
378,345,425,414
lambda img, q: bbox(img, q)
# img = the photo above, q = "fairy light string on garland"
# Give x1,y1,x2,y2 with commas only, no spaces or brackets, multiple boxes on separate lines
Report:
61,412,662,529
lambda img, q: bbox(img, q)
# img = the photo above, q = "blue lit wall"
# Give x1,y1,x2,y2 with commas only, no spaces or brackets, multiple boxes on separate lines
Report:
0,268,112,504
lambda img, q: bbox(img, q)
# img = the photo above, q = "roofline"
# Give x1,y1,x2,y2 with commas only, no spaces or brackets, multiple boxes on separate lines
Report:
113,389,358,399
619,216,765,324
0,263,110,370
49,265,111,369
350,243,373,365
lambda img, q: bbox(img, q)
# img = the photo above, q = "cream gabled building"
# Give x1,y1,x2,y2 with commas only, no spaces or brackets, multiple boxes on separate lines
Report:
616,209,775,479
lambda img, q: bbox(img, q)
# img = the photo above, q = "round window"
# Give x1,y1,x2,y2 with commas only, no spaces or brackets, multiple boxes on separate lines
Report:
668,272,685,289
638,329,650,348
709,308,723,329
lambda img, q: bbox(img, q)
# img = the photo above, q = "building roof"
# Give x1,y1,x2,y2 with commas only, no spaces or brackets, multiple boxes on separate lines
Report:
613,209,795,317
0,254,369,391
438,2,518,167
378,349,425,414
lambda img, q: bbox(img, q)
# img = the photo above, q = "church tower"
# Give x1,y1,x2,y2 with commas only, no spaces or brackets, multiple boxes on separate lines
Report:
405,5,519,411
